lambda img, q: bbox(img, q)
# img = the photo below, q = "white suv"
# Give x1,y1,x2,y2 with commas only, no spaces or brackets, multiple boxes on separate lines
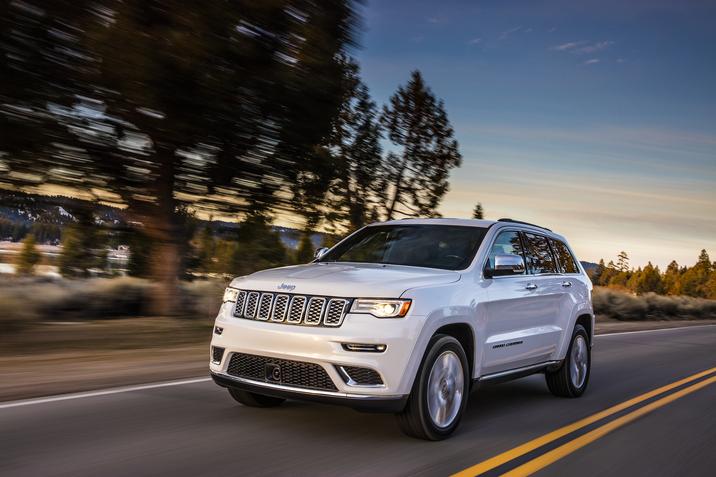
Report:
210,218,593,440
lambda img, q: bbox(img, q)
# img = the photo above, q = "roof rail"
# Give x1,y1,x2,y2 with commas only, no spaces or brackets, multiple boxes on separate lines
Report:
497,218,552,232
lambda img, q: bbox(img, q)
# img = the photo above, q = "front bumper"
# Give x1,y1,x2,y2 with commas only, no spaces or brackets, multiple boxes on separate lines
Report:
211,372,408,412
210,302,425,402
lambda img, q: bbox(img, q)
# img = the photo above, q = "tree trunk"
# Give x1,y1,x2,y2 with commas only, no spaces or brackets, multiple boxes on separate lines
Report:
386,158,408,220
144,146,181,317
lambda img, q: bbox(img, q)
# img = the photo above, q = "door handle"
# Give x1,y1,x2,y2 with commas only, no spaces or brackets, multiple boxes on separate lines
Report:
561,281,572,287
525,283,538,290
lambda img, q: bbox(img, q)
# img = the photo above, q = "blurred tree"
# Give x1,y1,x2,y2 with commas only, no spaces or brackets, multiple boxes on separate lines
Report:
380,71,462,219
295,232,316,264
15,234,41,275
58,210,107,277
127,229,153,278
1,0,358,314
472,203,484,219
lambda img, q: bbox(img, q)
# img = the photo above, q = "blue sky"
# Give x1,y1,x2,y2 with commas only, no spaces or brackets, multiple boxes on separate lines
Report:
352,0,716,268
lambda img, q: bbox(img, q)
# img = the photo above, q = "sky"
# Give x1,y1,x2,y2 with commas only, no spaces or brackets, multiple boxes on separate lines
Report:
353,0,716,268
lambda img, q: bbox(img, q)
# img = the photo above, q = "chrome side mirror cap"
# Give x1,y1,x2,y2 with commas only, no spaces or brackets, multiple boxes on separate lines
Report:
489,254,526,277
314,247,330,260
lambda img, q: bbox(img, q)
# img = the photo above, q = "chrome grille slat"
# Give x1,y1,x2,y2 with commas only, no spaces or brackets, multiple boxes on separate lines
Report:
257,293,273,321
271,294,290,322
233,290,247,317
304,297,326,325
232,290,350,328
324,298,348,326
245,291,260,318
287,295,307,324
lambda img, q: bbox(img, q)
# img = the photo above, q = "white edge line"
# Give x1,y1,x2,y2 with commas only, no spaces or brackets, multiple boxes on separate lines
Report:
595,323,716,338
2,324,715,409
0,377,211,410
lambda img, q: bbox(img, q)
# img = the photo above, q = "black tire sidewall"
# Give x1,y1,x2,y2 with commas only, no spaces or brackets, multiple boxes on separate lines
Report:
414,335,470,439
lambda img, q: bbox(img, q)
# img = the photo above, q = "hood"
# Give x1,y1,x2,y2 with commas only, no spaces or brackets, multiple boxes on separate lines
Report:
230,262,460,297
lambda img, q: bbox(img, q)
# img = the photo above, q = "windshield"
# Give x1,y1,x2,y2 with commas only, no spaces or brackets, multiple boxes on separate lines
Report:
318,224,488,270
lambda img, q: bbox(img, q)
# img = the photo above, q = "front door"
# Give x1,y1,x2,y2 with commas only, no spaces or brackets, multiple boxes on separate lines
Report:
482,230,563,375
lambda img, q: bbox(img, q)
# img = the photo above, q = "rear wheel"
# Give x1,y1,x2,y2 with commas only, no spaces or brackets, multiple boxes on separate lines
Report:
396,334,469,440
546,324,590,397
228,388,285,407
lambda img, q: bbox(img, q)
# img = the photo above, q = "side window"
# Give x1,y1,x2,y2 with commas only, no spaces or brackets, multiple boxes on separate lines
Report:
486,230,525,274
552,239,579,274
523,233,558,274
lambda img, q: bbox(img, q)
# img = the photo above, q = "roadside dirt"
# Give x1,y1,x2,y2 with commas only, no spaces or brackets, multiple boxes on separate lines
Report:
2,317,715,402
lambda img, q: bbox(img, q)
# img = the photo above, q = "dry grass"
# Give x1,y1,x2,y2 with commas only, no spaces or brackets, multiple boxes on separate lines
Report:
593,286,716,321
0,276,228,331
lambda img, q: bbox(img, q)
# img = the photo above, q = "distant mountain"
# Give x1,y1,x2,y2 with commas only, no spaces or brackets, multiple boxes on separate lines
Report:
580,261,599,273
0,190,324,249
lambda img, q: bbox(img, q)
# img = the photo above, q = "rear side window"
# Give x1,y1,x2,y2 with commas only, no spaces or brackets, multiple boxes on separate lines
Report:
552,240,579,274
523,233,558,274
485,230,525,274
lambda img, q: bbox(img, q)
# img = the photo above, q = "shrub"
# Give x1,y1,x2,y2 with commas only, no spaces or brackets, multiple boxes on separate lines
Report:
593,287,716,321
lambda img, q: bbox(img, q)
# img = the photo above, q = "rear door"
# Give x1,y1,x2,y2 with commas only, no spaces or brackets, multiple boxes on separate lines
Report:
482,230,563,374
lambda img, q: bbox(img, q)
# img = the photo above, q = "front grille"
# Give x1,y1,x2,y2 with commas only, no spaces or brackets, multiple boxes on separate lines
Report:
338,365,384,386
233,290,351,327
227,353,337,391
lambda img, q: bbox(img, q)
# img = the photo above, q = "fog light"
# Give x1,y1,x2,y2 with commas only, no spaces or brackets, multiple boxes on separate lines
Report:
211,346,225,364
342,343,387,353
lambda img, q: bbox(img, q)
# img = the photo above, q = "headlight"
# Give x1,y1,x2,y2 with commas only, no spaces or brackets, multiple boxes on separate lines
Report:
350,299,411,318
223,287,240,303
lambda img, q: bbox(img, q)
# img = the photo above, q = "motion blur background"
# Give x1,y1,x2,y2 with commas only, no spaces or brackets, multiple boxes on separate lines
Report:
0,0,715,401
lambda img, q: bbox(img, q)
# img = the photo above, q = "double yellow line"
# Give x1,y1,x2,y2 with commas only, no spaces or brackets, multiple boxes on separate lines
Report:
452,366,716,477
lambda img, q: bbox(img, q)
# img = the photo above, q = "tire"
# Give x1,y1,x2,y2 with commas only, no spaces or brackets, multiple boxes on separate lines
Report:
228,388,286,407
546,324,591,397
396,334,470,440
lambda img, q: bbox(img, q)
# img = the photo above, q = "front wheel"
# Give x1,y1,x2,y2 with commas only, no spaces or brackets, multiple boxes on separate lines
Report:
546,324,591,397
396,334,469,440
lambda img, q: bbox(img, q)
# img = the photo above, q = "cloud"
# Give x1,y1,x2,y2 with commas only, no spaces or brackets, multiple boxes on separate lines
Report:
499,26,522,40
583,58,600,65
427,16,446,24
551,40,614,54
467,37,482,45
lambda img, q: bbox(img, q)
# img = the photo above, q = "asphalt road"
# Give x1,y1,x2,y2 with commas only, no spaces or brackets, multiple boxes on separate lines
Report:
2,325,715,477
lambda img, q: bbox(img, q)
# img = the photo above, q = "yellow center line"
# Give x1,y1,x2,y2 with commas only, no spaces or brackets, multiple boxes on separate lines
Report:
451,366,716,477
504,374,716,477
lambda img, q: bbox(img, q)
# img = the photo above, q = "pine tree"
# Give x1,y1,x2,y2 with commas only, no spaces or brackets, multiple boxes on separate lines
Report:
380,71,462,219
325,56,384,232
473,203,484,219
616,251,630,272
662,260,681,295
636,262,662,295
15,234,41,275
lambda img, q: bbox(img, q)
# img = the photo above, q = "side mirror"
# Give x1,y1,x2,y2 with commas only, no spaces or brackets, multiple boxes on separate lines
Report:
487,254,525,277
314,247,329,260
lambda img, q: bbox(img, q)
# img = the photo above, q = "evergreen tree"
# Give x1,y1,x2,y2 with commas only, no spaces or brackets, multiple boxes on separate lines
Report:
58,212,107,277
472,203,484,220
380,71,462,219
15,234,41,275
662,260,681,295
616,251,630,272
636,262,663,295
325,56,384,232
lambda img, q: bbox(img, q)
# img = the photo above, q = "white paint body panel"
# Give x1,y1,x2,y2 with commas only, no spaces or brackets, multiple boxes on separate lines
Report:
211,218,594,399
